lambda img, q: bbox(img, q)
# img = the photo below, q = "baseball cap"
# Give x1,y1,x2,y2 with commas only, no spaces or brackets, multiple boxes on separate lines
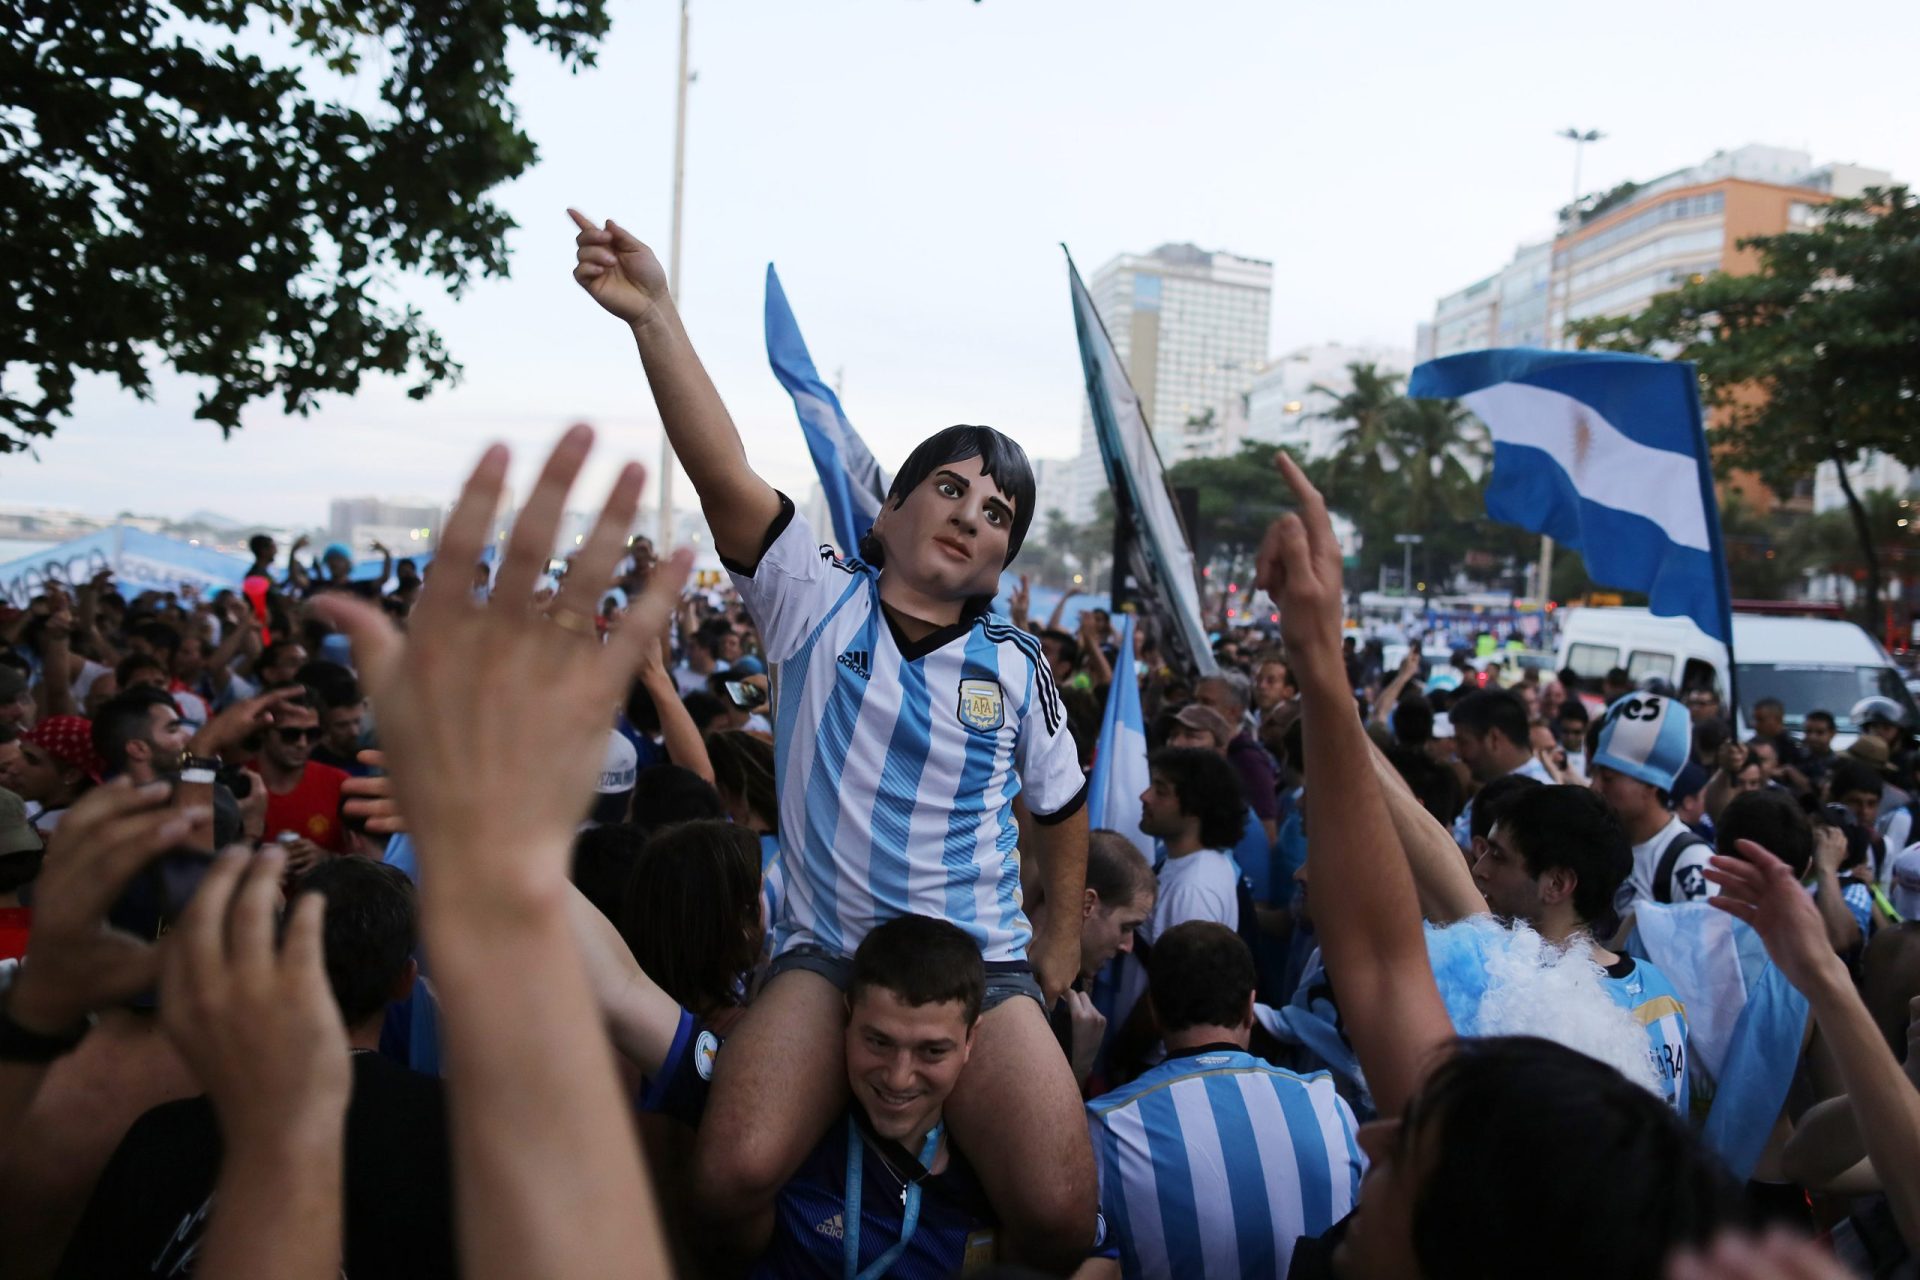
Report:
730,655,767,677
1591,693,1691,792
22,715,104,782
1670,762,1711,805
587,730,639,828
0,788,42,858
1172,704,1233,749
1889,852,1920,921
322,542,353,563
1889,846,1920,921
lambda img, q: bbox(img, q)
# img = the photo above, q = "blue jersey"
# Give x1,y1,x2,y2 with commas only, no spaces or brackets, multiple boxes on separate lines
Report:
639,1009,1108,1277
725,497,1087,963
1087,1047,1364,1279
1602,953,1690,1116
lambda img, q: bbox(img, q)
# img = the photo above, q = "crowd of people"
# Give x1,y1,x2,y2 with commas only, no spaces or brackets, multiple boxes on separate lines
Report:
0,215,1917,1279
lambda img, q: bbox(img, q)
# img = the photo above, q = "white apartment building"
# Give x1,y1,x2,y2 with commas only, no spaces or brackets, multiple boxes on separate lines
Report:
1246,342,1415,461
1067,243,1272,519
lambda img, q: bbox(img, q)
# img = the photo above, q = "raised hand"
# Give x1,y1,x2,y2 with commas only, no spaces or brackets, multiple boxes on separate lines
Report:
8,780,209,1035
310,424,692,911
190,684,307,758
159,846,350,1145
1253,452,1346,678
569,209,672,328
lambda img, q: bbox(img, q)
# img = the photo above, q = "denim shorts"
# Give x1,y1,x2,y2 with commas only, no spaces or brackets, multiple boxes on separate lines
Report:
768,942,1044,1012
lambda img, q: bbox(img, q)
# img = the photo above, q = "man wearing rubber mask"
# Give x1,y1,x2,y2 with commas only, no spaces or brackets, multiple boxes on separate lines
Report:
572,211,1093,1268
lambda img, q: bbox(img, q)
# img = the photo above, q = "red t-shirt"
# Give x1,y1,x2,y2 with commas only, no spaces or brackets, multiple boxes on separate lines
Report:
0,906,30,962
257,761,350,853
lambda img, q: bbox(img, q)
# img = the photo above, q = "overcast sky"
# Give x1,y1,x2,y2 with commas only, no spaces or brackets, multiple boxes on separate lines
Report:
14,0,1919,528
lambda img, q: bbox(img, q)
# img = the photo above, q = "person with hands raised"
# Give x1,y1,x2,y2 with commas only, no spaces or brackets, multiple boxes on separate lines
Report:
0,780,207,1139
151,844,351,1280
1707,841,1920,1249
574,212,1095,1266
1254,453,1739,1280
310,424,684,1280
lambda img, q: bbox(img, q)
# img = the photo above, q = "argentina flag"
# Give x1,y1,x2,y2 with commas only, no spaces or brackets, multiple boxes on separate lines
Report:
1408,348,1733,645
764,265,891,556
1087,614,1152,861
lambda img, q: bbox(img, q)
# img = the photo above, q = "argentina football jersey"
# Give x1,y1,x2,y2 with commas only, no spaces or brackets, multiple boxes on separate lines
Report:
724,496,1087,963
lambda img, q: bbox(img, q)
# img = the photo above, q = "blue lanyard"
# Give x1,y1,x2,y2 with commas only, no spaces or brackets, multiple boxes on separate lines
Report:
843,1117,943,1280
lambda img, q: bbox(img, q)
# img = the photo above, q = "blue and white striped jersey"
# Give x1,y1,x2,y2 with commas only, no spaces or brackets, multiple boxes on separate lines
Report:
726,499,1087,963
1603,953,1690,1117
1087,1047,1364,1280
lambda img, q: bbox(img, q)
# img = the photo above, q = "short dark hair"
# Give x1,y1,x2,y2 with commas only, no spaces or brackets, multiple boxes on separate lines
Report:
1388,744,1465,827
258,639,305,672
849,914,984,1026
618,820,762,1019
629,764,725,837
1805,709,1836,730
1490,785,1631,925
263,682,323,716
572,823,645,923
113,652,167,687
1829,758,1885,802
131,620,182,659
92,687,181,775
1450,689,1530,750
858,425,1037,569
1556,699,1590,728
1149,921,1254,1034
1407,1037,1739,1277
1392,695,1435,746
1692,718,1728,759
1604,666,1631,687
288,859,417,1026
1716,789,1814,879
1086,830,1155,907
295,660,360,710
248,534,275,559
1040,629,1080,670
680,691,727,736
1469,772,1544,843
1148,746,1247,849
1753,697,1784,716
707,730,776,832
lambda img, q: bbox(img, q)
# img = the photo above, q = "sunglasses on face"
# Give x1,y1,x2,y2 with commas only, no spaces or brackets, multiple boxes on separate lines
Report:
270,726,324,743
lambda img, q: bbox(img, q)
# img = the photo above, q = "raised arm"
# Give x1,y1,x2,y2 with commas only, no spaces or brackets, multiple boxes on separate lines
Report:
1369,649,1422,726
1708,840,1920,1247
636,635,714,785
1369,740,1488,924
571,209,780,565
314,425,683,1280
1255,454,1455,1119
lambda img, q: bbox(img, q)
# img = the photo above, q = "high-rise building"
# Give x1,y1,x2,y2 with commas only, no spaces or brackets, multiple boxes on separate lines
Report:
1067,243,1273,519
1420,145,1899,511
1422,145,1892,356
1246,342,1415,461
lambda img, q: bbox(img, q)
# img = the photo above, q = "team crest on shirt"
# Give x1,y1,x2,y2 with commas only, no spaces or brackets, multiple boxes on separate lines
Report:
694,1030,719,1080
956,679,1004,733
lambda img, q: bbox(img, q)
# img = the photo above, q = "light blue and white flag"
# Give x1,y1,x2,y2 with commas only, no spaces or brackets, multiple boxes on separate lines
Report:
0,526,250,609
1086,614,1152,861
1628,902,1808,1179
764,265,891,557
1066,249,1216,678
1408,348,1733,645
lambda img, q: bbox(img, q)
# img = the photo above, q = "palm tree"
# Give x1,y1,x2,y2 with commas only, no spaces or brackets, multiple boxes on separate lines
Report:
1381,396,1489,534
1307,362,1406,503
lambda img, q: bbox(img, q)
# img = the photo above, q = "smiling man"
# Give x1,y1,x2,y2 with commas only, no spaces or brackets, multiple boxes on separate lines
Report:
638,914,1113,1277
574,211,1094,1266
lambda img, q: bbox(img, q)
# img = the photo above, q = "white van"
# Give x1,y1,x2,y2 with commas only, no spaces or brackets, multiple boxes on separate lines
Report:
1553,606,1918,740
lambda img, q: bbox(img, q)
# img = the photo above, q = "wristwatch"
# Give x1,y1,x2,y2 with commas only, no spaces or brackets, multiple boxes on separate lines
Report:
0,994,93,1064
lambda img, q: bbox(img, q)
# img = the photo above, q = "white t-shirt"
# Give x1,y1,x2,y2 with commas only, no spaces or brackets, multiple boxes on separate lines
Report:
1618,814,1718,913
1145,848,1240,944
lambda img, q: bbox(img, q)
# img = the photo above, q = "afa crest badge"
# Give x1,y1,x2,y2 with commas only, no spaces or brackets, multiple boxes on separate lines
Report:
956,679,1005,733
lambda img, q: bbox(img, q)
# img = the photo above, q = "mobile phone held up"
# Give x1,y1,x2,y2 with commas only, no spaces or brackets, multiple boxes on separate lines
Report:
724,680,768,711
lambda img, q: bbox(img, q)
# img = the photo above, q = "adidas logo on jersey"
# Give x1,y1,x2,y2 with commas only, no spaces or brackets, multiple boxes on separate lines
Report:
815,1212,845,1241
838,649,871,680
